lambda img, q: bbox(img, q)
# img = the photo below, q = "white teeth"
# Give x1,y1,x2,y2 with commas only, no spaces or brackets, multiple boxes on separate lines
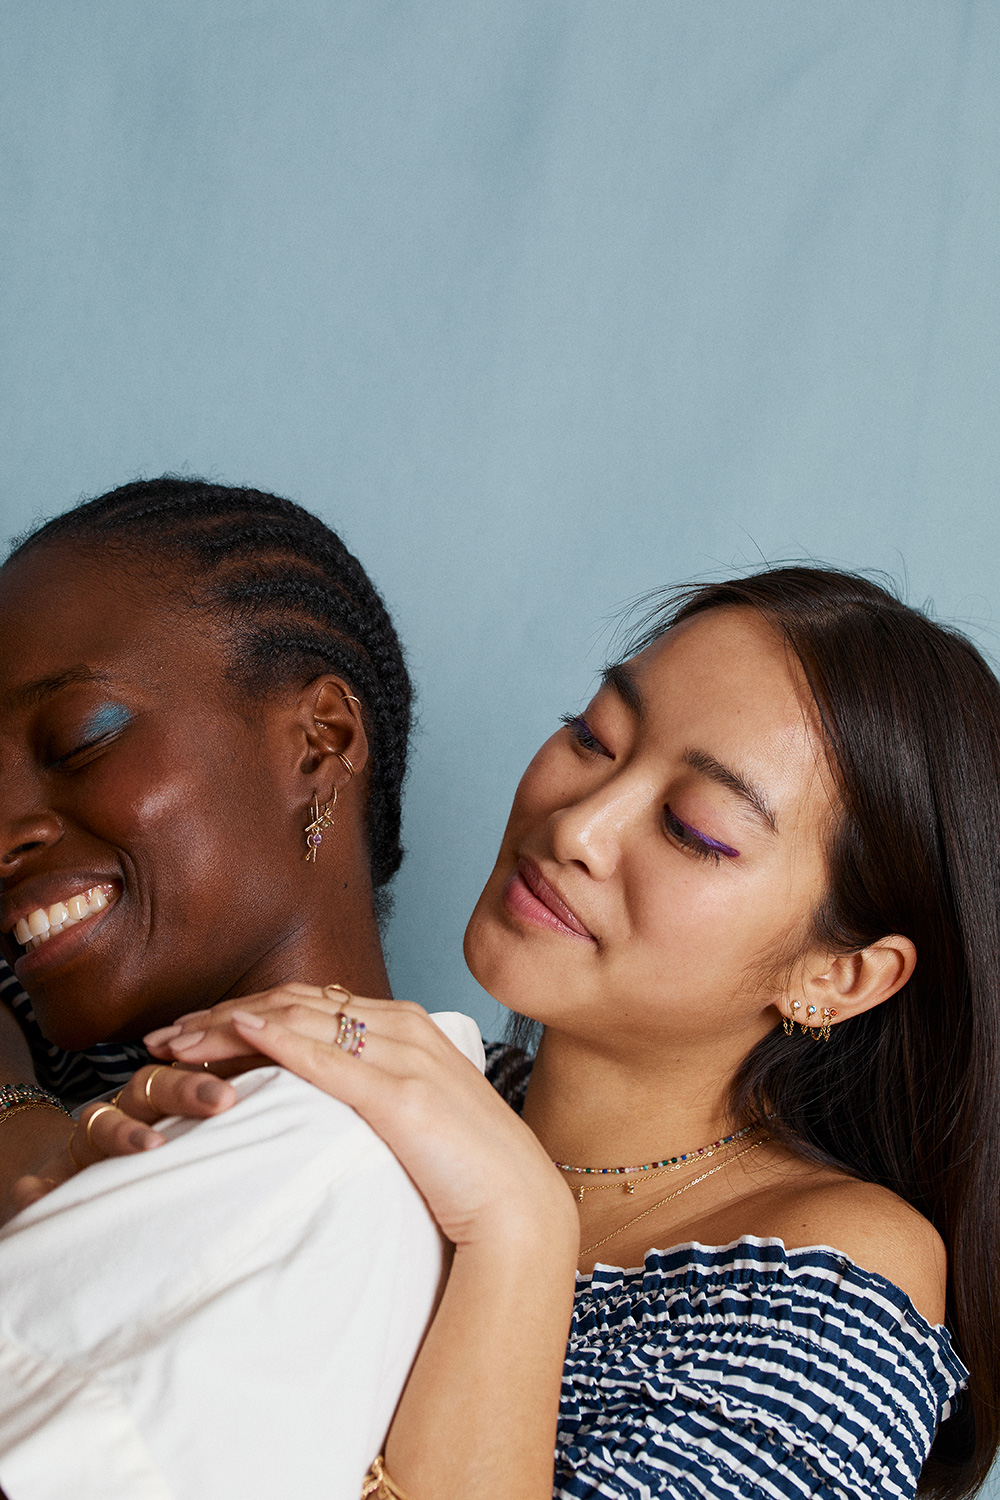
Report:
12,886,116,952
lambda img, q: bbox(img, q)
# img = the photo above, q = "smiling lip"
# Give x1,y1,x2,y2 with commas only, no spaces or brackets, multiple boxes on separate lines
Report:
504,858,595,942
4,882,122,981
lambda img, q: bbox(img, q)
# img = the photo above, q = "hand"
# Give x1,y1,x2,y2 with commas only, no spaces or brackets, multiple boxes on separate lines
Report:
9,1064,238,1214
151,989,577,1252
143,982,330,1067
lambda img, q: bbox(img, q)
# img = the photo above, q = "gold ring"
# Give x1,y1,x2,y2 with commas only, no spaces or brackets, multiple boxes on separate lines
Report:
143,1066,169,1108
323,983,353,1002
84,1103,118,1155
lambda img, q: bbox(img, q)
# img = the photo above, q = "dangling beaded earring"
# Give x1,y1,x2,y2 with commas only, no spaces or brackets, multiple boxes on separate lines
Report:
304,786,338,863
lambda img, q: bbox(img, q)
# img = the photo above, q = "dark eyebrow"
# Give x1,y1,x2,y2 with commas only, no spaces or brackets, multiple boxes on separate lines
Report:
10,666,113,711
600,663,644,720
682,748,778,835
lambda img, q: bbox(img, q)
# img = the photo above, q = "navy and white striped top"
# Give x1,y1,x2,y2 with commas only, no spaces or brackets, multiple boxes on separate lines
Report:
485,1046,967,1500
561,1239,965,1500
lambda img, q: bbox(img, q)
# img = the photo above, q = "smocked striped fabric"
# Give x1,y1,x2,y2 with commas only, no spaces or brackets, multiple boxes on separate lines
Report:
560,1240,965,1499
0,959,152,1104
483,1045,967,1499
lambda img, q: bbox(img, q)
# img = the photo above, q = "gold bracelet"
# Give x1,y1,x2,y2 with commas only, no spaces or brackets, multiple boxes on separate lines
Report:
0,1101,70,1127
361,1456,410,1500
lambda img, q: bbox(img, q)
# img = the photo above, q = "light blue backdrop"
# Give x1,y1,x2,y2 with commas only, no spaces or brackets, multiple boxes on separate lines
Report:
4,7,999,1484
3,4,998,1050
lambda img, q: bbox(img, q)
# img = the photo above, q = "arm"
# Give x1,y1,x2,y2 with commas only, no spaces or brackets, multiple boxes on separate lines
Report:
149,990,580,1500
0,1001,76,1218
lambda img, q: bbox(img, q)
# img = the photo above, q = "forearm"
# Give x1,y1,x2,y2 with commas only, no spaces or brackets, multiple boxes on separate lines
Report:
0,1004,74,1217
385,1219,579,1500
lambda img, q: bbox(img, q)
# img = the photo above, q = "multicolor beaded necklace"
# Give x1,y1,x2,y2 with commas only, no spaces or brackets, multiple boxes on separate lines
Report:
555,1122,755,1201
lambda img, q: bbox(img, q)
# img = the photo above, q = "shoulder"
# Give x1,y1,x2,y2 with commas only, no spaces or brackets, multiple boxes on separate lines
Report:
764,1170,947,1325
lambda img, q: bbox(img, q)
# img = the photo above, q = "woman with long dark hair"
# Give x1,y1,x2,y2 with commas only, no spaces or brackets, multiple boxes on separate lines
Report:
152,567,1000,1498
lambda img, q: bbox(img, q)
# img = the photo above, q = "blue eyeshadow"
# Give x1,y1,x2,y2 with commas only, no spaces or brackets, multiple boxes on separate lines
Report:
81,702,133,740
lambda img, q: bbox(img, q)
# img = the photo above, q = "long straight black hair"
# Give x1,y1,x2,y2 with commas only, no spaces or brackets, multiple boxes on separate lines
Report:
620,568,1000,1498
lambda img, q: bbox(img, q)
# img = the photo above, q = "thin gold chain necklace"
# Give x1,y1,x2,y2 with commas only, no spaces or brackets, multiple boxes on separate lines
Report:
579,1136,768,1258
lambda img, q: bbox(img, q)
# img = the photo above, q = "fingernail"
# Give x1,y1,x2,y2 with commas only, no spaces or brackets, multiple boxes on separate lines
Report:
170,1029,206,1050
131,1128,163,1150
231,1009,266,1030
196,1079,226,1106
144,1024,182,1046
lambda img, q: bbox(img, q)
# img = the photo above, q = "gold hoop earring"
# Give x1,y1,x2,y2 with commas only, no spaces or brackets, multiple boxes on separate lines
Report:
336,750,356,779
305,786,338,863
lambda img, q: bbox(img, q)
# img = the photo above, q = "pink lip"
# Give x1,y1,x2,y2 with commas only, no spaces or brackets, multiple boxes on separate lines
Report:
504,858,595,942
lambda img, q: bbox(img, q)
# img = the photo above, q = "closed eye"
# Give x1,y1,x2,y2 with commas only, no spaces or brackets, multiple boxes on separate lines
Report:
663,806,739,862
560,713,612,758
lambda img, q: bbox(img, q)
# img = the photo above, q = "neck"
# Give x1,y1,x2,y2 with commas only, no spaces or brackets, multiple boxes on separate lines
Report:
223,870,393,1003
521,1024,750,1169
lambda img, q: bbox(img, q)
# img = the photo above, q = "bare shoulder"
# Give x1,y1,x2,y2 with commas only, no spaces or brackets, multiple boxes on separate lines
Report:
766,1168,947,1326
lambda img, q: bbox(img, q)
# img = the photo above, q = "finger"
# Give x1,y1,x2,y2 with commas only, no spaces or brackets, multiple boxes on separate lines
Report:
115,1064,237,1125
9,1171,68,1211
230,1012,376,1103
71,1100,166,1167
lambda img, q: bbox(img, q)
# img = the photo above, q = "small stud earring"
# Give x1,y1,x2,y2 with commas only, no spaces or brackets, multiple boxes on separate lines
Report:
304,786,338,863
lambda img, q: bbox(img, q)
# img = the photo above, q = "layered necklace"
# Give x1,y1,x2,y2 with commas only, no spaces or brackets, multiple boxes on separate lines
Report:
557,1124,769,1259
555,1122,756,1203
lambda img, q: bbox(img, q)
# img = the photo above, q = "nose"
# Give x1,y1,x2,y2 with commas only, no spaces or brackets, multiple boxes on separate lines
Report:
0,803,63,877
548,776,643,881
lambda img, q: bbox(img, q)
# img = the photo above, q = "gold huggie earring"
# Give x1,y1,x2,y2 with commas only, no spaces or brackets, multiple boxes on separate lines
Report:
336,750,356,779
305,786,338,863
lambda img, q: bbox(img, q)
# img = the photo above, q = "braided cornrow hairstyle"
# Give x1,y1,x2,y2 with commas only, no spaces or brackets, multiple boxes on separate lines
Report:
8,476,413,891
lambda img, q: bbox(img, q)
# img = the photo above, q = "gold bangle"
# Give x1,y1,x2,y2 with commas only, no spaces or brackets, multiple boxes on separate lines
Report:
361,1456,410,1500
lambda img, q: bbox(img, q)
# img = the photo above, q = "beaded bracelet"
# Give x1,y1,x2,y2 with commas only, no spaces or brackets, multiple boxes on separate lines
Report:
0,1084,72,1120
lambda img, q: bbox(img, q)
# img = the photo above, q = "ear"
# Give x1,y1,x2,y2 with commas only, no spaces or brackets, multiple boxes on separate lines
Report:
294,676,369,798
782,935,917,1031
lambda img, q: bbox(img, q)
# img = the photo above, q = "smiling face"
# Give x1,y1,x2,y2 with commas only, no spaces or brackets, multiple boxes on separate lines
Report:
464,608,838,1056
0,543,335,1048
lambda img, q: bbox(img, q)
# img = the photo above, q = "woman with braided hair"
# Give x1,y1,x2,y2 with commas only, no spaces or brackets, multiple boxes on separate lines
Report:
0,476,484,1498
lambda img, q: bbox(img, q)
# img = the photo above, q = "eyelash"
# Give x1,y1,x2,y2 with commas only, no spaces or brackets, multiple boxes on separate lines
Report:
560,713,610,756
50,723,129,769
663,807,738,863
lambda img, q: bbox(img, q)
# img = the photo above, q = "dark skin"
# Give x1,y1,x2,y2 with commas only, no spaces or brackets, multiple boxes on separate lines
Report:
0,541,390,1212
